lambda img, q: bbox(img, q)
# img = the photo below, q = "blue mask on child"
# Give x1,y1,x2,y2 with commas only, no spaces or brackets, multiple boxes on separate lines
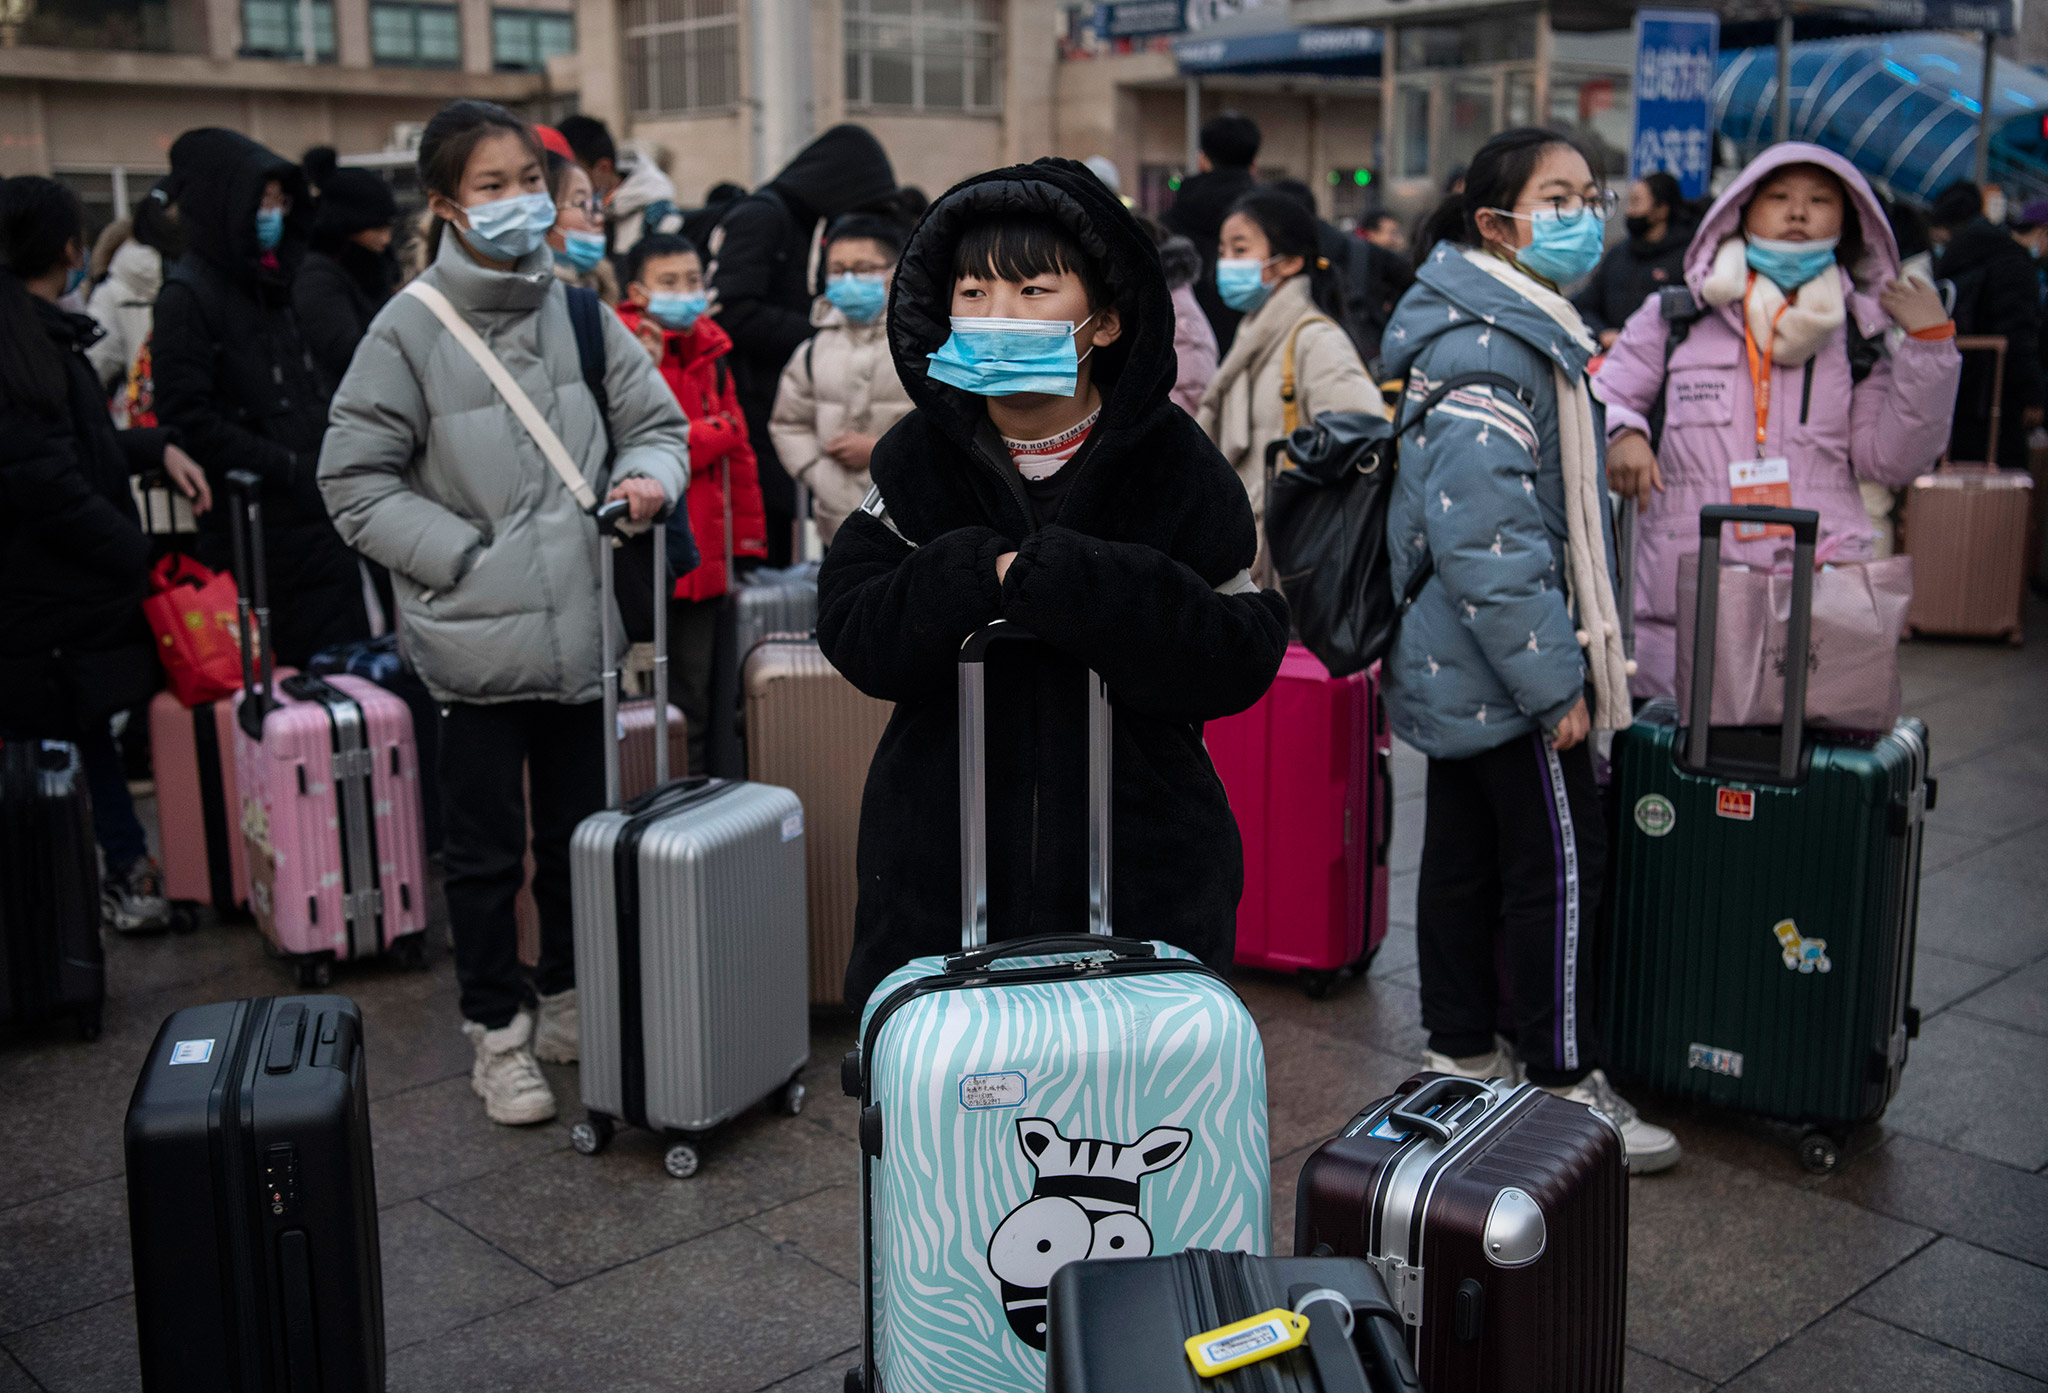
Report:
254,207,284,252
457,192,556,261
1745,234,1840,292
1509,206,1607,285
647,291,708,332
558,229,606,274
62,265,87,296
925,314,1095,397
1216,257,1273,312
825,272,888,324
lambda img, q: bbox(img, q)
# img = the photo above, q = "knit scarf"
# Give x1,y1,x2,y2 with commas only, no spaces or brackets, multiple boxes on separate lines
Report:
1698,235,1846,366
1461,249,1633,733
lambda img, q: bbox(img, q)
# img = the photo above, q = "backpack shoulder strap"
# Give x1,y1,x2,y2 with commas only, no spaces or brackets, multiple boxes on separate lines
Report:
1393,370,1536,437
1280,313,1338,435
565,286,614,467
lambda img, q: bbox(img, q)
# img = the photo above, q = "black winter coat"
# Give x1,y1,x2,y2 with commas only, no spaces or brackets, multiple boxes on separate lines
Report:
1163,165,1257,351
152,128,368,666
819,157,1290,1009
1941,218,2042,469
294,243,394,382
0,299,164,734
1570,218,1693,337
711,124,896,521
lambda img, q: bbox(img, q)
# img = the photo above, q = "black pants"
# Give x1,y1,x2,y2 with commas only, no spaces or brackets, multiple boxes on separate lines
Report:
440,699,605,1029
1416,731,1606,1088
666,597,722,775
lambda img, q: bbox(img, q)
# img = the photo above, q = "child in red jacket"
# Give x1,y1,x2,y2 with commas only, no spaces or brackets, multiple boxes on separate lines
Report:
616,233,769,773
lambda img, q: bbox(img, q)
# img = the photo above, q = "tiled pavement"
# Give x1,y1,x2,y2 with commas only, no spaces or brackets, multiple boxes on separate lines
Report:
4,607,2046,1391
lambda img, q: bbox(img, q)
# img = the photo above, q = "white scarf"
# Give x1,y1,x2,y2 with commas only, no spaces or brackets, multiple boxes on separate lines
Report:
1461,250,1634,733
1698,235,1846,366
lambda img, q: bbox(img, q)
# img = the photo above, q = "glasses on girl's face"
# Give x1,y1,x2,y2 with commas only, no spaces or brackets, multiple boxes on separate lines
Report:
563,197,603,220
1522,188,1621,221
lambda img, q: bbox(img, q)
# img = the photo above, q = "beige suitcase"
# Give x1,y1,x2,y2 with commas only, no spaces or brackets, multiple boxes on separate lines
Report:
1903,468,2032,643
743,636,891,1007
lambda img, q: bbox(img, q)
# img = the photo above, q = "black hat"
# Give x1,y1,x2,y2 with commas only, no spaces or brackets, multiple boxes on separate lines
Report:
303,146,398,243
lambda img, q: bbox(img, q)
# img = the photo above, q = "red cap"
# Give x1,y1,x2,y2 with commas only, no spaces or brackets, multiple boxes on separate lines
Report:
535,125,574,161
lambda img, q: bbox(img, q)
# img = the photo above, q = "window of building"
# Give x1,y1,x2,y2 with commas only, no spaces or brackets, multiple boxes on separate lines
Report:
494,9,575,72
845,0,1002,114
371,2,461,67
624,0,740,116
240,0,336,60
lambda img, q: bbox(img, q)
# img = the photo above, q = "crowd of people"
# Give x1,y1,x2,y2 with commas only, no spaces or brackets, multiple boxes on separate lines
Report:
0,99,1978,1161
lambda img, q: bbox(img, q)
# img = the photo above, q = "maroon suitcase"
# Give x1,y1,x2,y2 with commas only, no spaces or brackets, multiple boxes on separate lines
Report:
1294,1074,1627,1393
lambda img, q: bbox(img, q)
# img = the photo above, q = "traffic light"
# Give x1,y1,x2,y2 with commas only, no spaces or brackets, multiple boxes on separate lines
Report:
1328,167,1375,189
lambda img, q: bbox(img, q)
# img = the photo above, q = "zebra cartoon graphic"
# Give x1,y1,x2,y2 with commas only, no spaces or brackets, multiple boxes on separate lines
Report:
984,1118,1191,1349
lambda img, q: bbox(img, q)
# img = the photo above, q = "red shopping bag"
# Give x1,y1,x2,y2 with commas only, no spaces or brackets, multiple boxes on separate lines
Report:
143,554,245,706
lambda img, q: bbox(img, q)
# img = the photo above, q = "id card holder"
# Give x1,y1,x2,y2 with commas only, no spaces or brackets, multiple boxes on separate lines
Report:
1728,457,1793,539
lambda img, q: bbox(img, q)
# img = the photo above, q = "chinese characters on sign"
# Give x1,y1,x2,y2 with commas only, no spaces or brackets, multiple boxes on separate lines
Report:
1630,9,1721,201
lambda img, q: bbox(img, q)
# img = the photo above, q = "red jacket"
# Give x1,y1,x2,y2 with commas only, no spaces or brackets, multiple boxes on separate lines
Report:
613,303,768,601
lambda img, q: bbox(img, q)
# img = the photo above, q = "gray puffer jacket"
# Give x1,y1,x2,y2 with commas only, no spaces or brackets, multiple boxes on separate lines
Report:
317,235,689,705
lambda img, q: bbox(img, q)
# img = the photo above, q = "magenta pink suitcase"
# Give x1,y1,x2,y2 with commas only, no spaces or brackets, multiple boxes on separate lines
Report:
224,472,429,986
1206,642,1390,997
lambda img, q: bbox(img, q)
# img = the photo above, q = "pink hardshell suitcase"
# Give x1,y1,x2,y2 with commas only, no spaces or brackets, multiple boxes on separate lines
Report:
150,676,294,923
224,472,430,986
1206,642,1390,997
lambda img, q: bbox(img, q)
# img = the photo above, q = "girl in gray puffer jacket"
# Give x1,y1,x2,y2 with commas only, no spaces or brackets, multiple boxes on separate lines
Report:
1381,129,1678,1175
318,101,688,1129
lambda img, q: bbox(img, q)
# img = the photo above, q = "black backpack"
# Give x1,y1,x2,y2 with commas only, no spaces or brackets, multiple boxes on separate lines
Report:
1264,371,1536,677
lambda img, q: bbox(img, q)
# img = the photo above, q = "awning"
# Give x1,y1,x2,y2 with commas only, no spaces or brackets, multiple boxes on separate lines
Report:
1172,25,1384,77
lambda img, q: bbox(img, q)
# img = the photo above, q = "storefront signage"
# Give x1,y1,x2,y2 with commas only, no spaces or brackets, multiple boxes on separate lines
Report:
1094,0,1186,38
1174,24,1383,73
1630,8,1720,202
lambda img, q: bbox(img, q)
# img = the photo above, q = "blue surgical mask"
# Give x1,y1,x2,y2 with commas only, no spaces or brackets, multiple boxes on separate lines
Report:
1216,257,1274,312
825,272,888,324
647,291,708,332
926,314,1097,397
1506,206,1607,285
254,207,284,252
457,191,556,261
558,229,606,274
1745,233,1841,293
62,265,87,296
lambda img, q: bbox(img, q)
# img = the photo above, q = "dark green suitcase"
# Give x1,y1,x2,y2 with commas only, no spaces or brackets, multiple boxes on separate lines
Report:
1604,505,1933,1175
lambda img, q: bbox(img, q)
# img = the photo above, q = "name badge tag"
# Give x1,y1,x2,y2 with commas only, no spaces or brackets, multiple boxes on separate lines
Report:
1728,457,1793,539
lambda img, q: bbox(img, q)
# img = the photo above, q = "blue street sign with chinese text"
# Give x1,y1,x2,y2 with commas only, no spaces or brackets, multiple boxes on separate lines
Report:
1631,9,1720,201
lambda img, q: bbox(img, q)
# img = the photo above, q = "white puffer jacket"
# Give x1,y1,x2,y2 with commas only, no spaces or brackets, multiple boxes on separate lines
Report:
768,296,913,544
86,239,162,414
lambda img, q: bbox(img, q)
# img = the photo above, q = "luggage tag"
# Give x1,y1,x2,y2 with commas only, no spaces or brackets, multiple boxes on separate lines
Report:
1185,1308,1311,1377
1728,458,1793,539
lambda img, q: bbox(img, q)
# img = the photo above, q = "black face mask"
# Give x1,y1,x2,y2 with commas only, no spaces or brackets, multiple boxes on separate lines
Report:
1626,214,1655,240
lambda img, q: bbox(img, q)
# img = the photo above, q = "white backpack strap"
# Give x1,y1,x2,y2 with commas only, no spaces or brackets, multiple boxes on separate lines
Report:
858,484,912,546
403,280,599,511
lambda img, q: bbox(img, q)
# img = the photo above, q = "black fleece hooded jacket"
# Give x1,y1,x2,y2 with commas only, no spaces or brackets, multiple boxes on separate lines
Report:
710,124,896,525
152,128,368,666
818,157,1290,1009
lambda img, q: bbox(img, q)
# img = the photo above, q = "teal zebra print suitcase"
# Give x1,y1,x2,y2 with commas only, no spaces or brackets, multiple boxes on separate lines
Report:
842,624,1270,1393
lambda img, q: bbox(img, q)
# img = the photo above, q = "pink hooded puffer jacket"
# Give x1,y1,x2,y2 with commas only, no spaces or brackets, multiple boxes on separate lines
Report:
1592,143,1961,699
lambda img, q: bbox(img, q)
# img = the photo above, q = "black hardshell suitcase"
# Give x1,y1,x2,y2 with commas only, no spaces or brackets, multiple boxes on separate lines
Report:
1295,1075,1629,1393
1047,1249,1423,1393
0,738,104,1040
125,995,383,1390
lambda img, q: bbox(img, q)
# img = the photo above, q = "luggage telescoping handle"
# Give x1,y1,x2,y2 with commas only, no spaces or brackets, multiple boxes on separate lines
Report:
596,497,670,810
1686,503,1819,781
957,620,1112,949
1286,1281,1424,1393
1952,335,2006,469
224,469,276,722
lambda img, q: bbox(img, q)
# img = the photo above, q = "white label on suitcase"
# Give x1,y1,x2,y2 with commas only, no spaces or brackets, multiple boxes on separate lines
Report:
1687,1043,1744,1077
170,1039,215,1065
958,1071,1028,1109
781,809,803,841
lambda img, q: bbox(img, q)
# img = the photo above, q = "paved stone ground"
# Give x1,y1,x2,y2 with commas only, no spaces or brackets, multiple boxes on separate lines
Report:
3,605,2045,1391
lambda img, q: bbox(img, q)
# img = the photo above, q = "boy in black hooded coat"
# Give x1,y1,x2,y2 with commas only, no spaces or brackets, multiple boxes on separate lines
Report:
152,128,370,666
819,157,1289,1010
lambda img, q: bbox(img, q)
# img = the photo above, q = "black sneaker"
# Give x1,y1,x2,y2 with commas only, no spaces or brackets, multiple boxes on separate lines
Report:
103,856,172,934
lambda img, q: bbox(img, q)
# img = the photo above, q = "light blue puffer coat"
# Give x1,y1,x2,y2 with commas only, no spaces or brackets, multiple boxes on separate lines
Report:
1379,244,1617,761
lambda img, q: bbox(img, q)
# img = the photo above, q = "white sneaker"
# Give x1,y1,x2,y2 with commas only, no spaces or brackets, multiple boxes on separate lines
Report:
533,988,579,1064
463,1012,557,1126
1422,1037,1526,1085
1544,1068,1682,1175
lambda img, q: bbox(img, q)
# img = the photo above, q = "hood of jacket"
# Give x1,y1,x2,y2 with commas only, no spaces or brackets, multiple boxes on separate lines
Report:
768,124,896,222
888,156,1177,454
1381,242,1597,385
1938,216,2031,280
106,238,162,302
608,144,679,220
167,127,310,289
1684,142,1899,301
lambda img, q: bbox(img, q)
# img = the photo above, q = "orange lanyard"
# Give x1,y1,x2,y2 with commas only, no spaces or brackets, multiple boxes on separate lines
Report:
1740,270,1792,458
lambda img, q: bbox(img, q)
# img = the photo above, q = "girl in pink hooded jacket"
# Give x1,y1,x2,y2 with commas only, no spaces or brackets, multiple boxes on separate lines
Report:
1594,144,1959,698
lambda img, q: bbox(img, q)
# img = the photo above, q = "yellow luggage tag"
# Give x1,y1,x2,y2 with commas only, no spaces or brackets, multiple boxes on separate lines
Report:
1184,1307,1312,1378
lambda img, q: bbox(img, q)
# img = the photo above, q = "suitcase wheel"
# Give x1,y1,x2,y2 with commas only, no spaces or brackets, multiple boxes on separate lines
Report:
169,903,199,935
395,935,428,972
570,1113,615,1157
295,958,332,990
778,1079,807,1117
75,1007,102,1043
842,1369,866,1393
1301,970,1337,1000
662,1141,702,1179
1797,1130,1841,1176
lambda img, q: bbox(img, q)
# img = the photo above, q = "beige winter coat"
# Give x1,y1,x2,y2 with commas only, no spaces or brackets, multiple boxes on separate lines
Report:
1196,275,1384,524
767,297,913,544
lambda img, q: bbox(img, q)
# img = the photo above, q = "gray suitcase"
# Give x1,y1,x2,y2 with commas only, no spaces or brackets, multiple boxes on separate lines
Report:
567,501,811,1179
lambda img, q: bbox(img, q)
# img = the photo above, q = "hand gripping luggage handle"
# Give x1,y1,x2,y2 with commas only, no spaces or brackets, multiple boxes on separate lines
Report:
225,469,277,734
958,620,1111,948
1686,504,1818,780
1389,1074,1493,1142
596,496,671,810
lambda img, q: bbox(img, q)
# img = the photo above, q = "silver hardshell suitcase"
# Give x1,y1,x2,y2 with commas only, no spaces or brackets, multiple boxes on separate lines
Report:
568,501,811,1179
